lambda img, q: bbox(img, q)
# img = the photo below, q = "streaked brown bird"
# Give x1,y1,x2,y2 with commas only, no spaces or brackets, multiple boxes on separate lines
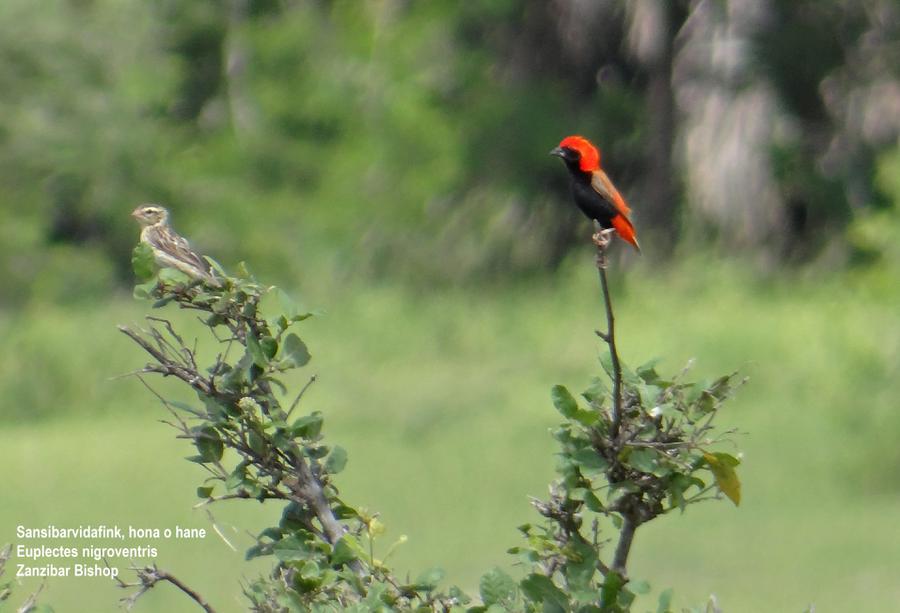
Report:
131,204,220,286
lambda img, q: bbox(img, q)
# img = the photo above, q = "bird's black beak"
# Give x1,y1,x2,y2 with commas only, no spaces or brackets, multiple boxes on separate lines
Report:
549,146,564,158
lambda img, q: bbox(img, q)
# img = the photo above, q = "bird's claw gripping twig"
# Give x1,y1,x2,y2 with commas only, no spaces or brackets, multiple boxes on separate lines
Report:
592,227,616,249
593,228,616,269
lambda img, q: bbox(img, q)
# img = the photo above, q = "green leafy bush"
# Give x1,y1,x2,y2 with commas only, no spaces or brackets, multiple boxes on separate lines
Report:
120,240,743,611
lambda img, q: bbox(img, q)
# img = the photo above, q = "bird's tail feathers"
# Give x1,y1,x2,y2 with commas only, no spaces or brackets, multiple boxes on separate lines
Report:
611,214,641,253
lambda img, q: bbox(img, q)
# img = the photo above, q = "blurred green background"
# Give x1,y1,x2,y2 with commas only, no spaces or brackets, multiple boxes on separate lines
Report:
2,0,899,611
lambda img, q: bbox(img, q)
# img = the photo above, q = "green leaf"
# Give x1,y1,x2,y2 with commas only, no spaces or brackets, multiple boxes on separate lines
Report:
235,262,253,279
685,380,706,404
621,363,641,386
333,503,360,519
259,527,283,541
552,425,575,445
414,567,446,591
636,358,662,383
617,587,636,608
220,354,251,392
656,588,674,613
273,535,317,562
648,401,680,420
225,463,247,490
449,586,472,606
696,390,717,414
248,430,266,455
552,385,578,418
247,334,278,368
299,561,321,581
331,536,363,566
565,541,598,592
520,574,568,611
599,353,614,378
305,444,329,459
196,486,214,499
131,243,155,281
158,267,191,285
262,337,278,359
275,287,306,319
325,445,348,474
637,382,663,406
132,280,157,300
572,448,610,474
205,256,227,277
583,491,605,513
361,583,389,609
290,412,324,439
479,567,517,606
630,580,651,595
582,377,608,404
194,426,223,462
666,474,693,511
599,572,625,611
152,296,173,308
281,333,311,368
703,452,741,506
707,373,738,400
625,448,658,473
246,334,269,368
244,544,266,561
572,409,601,427
201,394,232,419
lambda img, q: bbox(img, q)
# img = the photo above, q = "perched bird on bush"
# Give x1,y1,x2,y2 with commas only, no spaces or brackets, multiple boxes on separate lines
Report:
550,135,640,252
131,204,220,286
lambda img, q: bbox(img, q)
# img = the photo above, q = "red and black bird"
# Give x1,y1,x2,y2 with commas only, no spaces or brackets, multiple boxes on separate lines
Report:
550,135,640,252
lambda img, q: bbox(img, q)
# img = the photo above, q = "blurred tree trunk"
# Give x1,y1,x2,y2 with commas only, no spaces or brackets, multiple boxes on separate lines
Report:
627,1,685,255
673,0,788,255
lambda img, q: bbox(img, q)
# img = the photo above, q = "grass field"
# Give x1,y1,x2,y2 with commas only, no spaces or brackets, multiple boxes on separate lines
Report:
3,254,899,611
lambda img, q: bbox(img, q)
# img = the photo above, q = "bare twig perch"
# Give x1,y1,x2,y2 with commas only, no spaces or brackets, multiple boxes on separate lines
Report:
593,225,624,439
117,564,216,613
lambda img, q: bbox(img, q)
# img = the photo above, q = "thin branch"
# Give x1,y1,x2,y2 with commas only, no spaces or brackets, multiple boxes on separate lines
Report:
593,227,624,439
203,509,238,552
117,564,216,613
135,374,194,429
287,375,318,419
287,457,346,545
0,543,9,575
123,286,366,581
108,368,151,381
16,581,45,613
149,316,199,371
283,452,365,577
118,325,213,396
610,514,637,577
191,491,289,508
588,519,613,576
